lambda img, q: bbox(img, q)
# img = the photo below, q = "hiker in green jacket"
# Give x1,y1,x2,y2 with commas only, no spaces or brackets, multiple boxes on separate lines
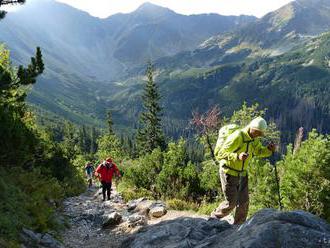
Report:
212,117,276,224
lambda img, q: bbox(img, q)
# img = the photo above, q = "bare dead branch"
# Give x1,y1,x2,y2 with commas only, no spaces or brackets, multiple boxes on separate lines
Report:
293,127,304,155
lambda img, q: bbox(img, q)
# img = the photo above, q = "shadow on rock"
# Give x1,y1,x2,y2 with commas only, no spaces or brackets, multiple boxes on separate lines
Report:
121,209,330,248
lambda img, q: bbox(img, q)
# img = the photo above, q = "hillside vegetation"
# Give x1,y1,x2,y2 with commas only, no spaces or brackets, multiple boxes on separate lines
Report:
1,0,330,246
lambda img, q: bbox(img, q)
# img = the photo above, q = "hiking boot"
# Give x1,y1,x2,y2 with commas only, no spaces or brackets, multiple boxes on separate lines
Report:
210,211,223,219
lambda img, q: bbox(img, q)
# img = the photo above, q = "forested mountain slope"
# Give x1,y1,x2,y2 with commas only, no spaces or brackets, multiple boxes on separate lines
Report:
0,0,255,125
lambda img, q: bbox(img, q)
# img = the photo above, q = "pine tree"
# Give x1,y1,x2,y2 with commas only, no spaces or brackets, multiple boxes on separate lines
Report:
136,62,165,155
1,47,44,106
107,110,115,135
0,0,26,19
96,111,125,160
90,127,97,154
60,122,78,159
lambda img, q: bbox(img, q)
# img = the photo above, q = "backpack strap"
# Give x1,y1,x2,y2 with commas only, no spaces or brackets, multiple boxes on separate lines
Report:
233,131,252,153
224,131,253,173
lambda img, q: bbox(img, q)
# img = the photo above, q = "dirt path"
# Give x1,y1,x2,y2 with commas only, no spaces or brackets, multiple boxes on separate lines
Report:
61,185,131,248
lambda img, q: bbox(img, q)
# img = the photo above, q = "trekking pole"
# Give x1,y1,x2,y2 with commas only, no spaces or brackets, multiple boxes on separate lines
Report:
206,133,219,166
273,162,283,210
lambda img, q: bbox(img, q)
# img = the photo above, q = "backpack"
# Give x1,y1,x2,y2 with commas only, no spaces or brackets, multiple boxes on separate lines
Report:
214,124,240,158
86,165,94,175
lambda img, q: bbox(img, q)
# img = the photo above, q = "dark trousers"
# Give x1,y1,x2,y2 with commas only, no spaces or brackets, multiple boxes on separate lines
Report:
212,169,249,224
101,181,112,200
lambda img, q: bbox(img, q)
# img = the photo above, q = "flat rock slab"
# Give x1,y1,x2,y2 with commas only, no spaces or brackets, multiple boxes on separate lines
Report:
121,209,330,248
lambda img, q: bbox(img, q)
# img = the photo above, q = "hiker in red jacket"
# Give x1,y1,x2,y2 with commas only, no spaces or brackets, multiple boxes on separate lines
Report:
95,157,121,201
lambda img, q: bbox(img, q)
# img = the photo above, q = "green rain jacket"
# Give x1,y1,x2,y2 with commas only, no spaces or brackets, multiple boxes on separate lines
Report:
216,127,273,177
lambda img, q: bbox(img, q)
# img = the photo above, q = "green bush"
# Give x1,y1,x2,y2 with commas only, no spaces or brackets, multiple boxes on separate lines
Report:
197,201,220,215
0,44,86,245
199,160,221,201
97,134,125,161
166,199,198,211
117,180,153,202
0,167,67,243
279,130,330,221
124,148,163,192
156,139,202,200
248,158,280,216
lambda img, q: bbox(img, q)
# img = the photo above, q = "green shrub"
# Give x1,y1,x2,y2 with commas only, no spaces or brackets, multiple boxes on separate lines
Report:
279,130,330,221
124,148,163,192
166,198,198,211
197,201,220,215
0,166,70,243
117,180,153,202
199,160,221,201
96,134,126,161
156,139,202,200
248,158,280,216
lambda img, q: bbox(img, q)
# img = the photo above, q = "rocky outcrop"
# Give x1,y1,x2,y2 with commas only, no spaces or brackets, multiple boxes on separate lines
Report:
21,228,64,248
61,186,330,248
121,209,330,248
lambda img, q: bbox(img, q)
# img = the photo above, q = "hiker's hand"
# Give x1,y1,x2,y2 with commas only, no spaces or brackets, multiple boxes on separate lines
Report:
267,143,276,152
238,153,249,161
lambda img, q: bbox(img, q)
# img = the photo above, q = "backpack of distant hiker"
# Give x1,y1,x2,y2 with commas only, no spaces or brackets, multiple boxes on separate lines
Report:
86,165,94,175
214,124,240,158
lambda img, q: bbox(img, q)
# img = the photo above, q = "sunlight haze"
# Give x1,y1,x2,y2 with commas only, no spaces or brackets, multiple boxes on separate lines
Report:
55,0,294,18
2,0,295,18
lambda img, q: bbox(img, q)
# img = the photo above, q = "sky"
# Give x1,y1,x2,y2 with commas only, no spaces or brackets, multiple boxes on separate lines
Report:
55,0,294,18
3,0,294,18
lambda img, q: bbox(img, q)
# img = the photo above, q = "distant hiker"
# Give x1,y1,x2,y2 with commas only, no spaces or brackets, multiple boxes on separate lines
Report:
212,117,276,224
85,162,94,188
95,158,121,201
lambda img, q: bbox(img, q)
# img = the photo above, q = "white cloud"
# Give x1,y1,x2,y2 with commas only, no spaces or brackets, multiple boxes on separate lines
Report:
55,0,294,18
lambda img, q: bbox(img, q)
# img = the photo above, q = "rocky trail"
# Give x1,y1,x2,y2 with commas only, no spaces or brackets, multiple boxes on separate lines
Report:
62,185,330,248
21,185,330,248
61,185,205,248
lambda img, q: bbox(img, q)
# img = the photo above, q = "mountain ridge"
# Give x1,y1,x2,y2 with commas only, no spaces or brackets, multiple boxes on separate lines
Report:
2,0,330,136
0,0,257,125
124,0,330,78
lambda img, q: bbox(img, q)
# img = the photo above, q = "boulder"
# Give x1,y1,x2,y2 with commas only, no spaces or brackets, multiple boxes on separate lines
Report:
102,212,122,228
112,194,124,203
93,188,103,199
149,201,167,218
20,228,41,246
128,198,167,217
136,200,154,215
149,206,167,218
20,228,64,248
127,214,148,228
39,233,64,248
127,202,137,211
121,209,330,248
127,198,147,211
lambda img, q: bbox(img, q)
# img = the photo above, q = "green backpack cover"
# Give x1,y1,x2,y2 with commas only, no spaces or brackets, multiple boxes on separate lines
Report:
214,124,240,158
